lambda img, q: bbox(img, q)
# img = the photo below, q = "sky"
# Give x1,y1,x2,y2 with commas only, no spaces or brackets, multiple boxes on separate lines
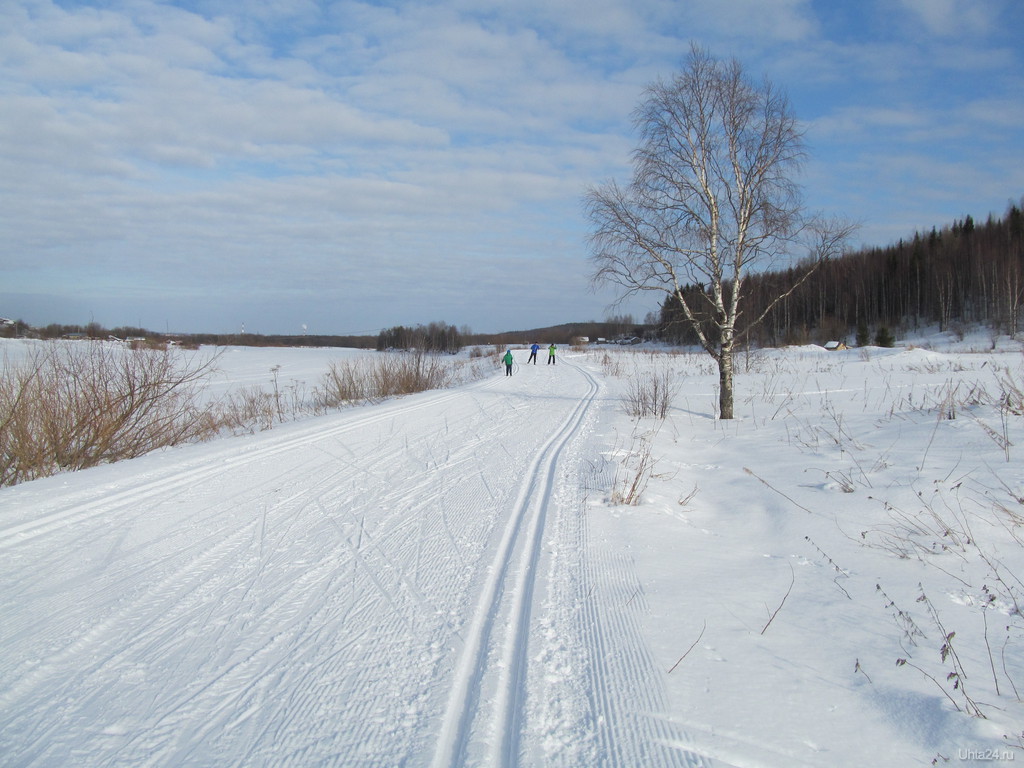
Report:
2,0,1022,336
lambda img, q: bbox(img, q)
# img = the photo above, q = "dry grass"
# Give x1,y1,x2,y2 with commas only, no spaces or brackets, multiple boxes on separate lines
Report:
316,351,474,408
610,426,663,506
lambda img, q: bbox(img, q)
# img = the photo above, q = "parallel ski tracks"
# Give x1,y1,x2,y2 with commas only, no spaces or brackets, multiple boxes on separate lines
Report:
1,361,646,767
0,371,531,767
431,362,600,768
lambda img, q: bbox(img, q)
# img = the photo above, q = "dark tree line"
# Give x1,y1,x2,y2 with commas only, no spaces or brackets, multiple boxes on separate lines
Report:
477,316,643,348
2,322,162,341
657,199,1024,346
376,322,464,354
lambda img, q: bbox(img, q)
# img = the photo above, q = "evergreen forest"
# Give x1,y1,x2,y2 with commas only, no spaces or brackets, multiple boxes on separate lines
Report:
658,199,1024,347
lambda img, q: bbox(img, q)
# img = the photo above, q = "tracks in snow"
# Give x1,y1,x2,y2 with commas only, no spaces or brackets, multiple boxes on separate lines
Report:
0,382,493,551
2,357,705,767
431,362,599,768
0,359,621,767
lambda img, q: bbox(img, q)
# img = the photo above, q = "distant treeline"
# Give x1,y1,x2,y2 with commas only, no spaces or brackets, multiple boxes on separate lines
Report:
374,317,647,351
0,322,380,350
8,200,1021,350
376,322,464,353
658,198,1024,346
184,333,378,349
4,317,649,352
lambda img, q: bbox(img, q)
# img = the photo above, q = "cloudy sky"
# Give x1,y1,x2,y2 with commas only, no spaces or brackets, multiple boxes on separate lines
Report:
2,0,1022,336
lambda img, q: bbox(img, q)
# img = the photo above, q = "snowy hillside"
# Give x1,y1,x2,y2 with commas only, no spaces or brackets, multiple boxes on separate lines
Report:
1,335,1023,766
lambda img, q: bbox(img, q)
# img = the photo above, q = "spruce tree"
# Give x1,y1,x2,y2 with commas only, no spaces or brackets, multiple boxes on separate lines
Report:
856,320,870,347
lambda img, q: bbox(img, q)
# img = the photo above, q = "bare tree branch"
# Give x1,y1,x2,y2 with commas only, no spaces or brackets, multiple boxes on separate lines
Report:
586,43,856,418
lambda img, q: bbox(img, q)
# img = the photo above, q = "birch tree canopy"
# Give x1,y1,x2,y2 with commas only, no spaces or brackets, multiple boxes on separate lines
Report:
586,44,854,419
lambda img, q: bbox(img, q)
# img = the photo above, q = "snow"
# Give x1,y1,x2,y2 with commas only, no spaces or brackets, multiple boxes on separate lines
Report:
2,334,1024,766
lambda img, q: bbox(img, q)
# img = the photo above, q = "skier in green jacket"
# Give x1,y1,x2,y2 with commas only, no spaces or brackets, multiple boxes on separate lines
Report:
503,349,514,376
547,343,556,365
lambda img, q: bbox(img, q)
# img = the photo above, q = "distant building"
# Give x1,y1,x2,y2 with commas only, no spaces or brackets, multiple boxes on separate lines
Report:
824,341,848,351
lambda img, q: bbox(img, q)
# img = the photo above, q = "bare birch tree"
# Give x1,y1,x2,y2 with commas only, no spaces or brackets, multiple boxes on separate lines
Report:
586,45,854,418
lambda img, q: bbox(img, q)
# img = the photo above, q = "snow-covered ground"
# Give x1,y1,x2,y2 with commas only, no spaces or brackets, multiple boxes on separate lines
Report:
2,333,1023,766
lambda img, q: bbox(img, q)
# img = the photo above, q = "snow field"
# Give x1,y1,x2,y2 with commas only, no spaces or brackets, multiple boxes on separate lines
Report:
0,352,628,766
587,342,1024,766
2,335,1024,766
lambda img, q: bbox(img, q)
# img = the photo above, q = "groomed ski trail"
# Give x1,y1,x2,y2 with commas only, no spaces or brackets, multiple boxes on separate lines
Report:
0,353,709,767
430,362,599,768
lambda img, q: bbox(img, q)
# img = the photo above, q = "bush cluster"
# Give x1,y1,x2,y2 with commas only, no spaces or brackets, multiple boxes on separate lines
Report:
318,351,467,407
0,343,218,485
0,343,487,487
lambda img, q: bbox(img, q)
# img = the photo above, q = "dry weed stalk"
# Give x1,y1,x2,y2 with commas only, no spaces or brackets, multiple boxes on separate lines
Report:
610,426,662,506
915,586,986,718
876,583,928,650
761,563,795,635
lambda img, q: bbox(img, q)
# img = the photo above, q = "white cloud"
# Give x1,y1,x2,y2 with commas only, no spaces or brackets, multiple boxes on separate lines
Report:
675,0,818,44
1,0,1021,333
895,0,1000,37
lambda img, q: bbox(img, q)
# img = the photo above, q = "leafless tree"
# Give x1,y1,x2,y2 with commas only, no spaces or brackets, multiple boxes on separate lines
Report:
586,45,854,418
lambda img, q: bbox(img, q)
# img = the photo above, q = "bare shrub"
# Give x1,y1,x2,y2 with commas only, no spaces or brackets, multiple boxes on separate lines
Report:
599,351,622,377
215,386,278,433
0,342,219,486
318,358,373,406
317,351,480,408
370,351,457,397
622,364,679,419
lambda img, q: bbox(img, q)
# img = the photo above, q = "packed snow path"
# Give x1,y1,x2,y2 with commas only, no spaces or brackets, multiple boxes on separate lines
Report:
0,357,699,767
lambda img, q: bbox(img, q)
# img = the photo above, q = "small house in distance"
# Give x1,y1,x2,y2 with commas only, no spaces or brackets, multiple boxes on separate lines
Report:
823,341,848,351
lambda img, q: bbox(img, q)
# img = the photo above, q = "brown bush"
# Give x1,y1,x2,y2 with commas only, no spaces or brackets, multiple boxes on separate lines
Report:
317,351,476,408
0,342,220,486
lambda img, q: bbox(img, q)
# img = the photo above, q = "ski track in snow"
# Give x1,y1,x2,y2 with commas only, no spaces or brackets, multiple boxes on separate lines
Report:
0,357,706,767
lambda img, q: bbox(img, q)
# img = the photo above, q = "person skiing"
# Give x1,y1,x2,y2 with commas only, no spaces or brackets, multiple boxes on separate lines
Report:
547,343,556,365
528,342,540,364
503,349,514,376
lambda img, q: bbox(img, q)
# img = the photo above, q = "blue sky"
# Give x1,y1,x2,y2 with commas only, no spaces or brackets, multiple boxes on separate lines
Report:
2,0,1022,336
